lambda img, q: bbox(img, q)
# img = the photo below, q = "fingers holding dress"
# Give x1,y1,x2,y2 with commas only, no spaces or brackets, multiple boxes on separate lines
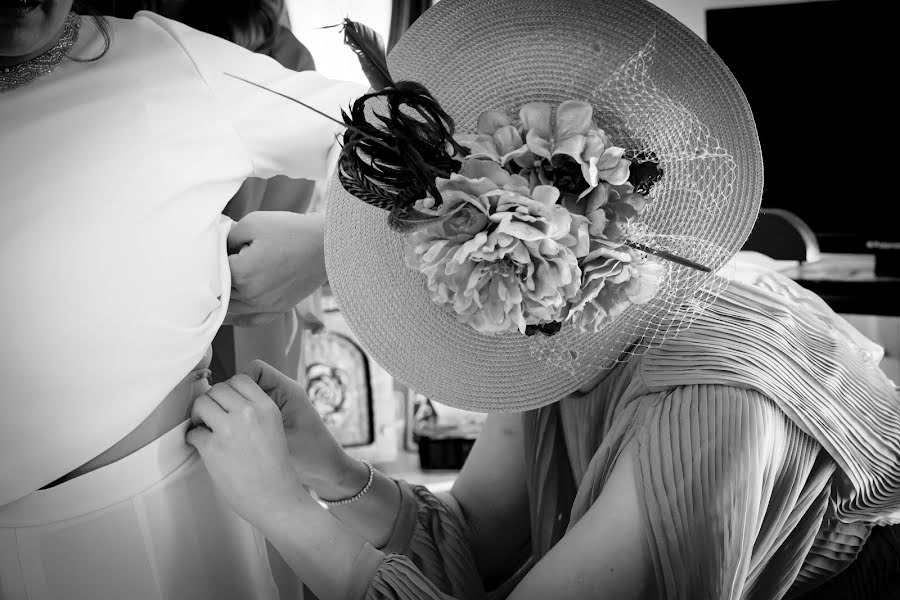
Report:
242,359,303,409
186,377,304,526
226,211,327,322
189,393,230,431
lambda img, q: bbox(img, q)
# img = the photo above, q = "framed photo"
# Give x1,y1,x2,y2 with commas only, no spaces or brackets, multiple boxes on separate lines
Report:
302,330,374,447
295,284,399,463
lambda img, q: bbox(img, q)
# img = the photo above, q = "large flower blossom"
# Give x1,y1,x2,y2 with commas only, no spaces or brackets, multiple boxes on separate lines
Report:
519,101,631,190
582,181,650,239
455,110,533,168
405,158,590,334
456,104,631,195
567,245,665,333
580,126,631,190
520,100,593,163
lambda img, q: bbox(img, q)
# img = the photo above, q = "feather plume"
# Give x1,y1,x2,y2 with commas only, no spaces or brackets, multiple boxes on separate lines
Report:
340,18,393,91
339,81,467,211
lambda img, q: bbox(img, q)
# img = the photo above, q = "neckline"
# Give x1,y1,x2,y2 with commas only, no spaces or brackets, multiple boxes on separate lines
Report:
0,12,81,93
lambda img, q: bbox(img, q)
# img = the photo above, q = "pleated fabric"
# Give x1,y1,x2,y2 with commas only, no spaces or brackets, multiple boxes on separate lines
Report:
629,386,848,600
539,378,872,600
356,270,899,599
794,522,900,600
640,275,900,525
365,484,484,600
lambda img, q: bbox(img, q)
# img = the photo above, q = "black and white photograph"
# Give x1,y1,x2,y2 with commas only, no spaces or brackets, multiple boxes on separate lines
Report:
1,0,895,599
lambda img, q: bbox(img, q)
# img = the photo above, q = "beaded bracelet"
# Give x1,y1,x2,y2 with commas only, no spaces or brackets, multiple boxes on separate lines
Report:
320,460,375,509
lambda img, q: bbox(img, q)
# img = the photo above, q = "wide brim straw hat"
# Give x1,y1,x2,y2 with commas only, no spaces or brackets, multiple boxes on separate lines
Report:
325,0,762,413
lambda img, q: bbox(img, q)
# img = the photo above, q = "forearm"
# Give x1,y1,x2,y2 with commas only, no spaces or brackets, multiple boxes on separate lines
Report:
263,480,484,600
310,462,487,597
309,457,404,549
261,491,384,600
309,412,530,574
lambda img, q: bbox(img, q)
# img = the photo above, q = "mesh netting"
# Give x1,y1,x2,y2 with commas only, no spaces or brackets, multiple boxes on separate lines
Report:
527,39,738,375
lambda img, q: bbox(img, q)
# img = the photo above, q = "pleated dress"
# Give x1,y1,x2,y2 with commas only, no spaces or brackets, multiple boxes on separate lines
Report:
352,263,900,599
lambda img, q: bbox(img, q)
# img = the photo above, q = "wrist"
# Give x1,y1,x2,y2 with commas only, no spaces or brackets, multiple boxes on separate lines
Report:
259,488,321,542
308,454,370,501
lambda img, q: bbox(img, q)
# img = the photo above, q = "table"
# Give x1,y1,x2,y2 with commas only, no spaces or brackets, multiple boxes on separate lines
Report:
375,450,458,493
777,253,900,316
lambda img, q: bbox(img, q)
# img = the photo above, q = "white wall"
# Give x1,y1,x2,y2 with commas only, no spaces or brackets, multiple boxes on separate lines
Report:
647,0,829,40
287,0,828,80
286,0,392,85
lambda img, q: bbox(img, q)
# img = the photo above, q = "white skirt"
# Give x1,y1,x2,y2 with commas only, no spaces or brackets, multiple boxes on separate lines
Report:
0,420,280,600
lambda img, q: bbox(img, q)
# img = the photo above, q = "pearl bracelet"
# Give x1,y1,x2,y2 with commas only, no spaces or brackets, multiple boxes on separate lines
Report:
320,460,375,508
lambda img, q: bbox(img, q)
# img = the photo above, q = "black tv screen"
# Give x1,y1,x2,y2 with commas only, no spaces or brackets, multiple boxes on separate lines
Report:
706,1,889,253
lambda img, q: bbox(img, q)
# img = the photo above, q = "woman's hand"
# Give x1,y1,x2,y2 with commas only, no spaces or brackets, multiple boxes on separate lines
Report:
240,360,369,501
186,376,380,600
226,211,327,327
186,377,307,527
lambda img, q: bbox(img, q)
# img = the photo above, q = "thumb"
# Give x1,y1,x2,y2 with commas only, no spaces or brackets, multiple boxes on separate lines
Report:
242,359,305,411
227,251,251,283
242,359,294,394
186,425,212,453
227,216,259,254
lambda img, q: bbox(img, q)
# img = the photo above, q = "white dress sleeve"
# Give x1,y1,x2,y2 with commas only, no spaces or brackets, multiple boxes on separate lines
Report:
139,12,367,182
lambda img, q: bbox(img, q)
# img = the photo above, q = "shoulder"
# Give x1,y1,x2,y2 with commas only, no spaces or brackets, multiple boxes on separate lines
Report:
73,12,206,74
126,10,255,75
102,11,186,42
128,10,198,37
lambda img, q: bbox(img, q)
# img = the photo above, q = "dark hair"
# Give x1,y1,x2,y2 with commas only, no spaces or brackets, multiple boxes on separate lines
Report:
71,0,112,61
180,0,283,54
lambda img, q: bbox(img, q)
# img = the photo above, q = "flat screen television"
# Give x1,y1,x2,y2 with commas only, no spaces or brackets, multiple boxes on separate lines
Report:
706,1,889,253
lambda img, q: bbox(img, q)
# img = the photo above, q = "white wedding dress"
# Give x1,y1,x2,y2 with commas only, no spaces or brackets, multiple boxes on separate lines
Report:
0,12,363,599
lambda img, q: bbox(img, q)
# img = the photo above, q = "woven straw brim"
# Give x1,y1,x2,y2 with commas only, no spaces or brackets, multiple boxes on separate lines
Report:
325,0,762,413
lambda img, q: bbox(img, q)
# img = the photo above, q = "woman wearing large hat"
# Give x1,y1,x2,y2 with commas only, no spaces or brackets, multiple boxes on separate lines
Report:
187,0,900,598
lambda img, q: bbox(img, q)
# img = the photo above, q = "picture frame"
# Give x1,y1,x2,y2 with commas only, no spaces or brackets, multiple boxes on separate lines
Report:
296,283,399,464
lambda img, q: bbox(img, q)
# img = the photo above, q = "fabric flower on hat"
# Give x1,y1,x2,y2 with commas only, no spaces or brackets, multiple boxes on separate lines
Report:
405,158,590,335
583,181,649,239
567,246,665,333
401,103,666,338
455,110,533,168
581,127,631,190
519,101,631,192
520,100,594,163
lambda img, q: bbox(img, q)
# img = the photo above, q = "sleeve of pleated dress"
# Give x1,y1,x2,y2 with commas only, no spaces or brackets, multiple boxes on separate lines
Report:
347,480,488,600
624,382,870,600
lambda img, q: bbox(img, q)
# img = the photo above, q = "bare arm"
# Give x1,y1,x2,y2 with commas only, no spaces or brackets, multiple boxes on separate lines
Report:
189,374,654,600
323,412,531,582
263,430,650,600
506,442,652,600
449,412,531,580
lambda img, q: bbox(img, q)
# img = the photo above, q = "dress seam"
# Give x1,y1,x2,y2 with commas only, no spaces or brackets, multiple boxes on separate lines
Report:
14,529,31,600
136,12,256,175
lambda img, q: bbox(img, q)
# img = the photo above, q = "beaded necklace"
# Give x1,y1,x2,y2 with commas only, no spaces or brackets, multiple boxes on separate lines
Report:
0,12,81,93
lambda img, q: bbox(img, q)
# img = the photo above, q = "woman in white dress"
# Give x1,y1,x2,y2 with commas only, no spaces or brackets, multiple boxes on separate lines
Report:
0,2,364,598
